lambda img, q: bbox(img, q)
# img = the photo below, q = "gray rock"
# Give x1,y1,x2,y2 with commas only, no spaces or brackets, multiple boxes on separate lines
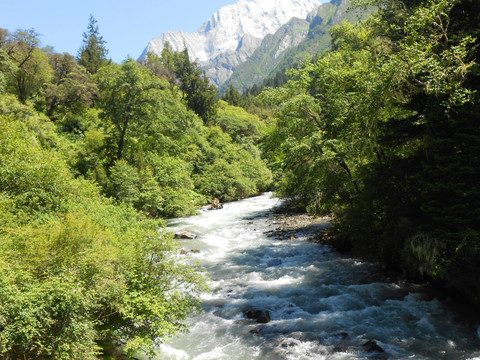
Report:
174,230,197,239
244,310,271,324
249,327,262,334
363,339,384,353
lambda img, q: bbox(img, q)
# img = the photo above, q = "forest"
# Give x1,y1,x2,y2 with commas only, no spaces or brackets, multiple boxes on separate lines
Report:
260,0,480,305
0,0,479,358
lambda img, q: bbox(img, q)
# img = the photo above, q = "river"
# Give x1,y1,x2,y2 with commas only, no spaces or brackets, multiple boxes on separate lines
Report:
158,193,480,359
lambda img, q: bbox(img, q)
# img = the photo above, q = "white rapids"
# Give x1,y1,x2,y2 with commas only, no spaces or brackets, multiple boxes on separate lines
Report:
154,193,480,360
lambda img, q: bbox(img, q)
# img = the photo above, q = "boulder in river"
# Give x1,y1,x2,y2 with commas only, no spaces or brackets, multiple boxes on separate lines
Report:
363,339,384,353
281,341,298,348
244,310,271,324
208,198,223,210
174,230,197,239
249,327,262,335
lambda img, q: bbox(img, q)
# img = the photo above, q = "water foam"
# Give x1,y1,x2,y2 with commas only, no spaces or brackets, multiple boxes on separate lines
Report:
159,193,480,359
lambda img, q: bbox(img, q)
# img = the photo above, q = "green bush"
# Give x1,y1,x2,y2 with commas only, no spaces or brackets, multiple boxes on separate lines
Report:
0,115,207,359
215,100,265,142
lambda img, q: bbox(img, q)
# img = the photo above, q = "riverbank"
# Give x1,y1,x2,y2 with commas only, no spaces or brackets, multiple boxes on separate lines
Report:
266,202,480,335
264,202,332,242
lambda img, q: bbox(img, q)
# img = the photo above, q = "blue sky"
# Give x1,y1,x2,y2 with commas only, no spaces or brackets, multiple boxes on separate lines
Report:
0,0,242,62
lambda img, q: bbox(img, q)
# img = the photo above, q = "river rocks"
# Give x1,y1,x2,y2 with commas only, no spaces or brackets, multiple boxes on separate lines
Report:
363,339,384,353
249,327,262,335
234,319,250,326
174,230,197,239
332,332,350,353
281,340,298,348
265,206,331,241
180,248,201,255
244,309,271,323
208,198,223,210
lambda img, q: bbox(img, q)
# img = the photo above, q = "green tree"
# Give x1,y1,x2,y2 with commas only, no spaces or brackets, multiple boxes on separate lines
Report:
0,29,52,103
94,59,166,163
143,44,178,86
0,29,14,93
215,100,265,142
77,15,109,74
263,0,480,303
221,85,244,107
45,52,97,119
94,59,209,216
193,126,272,202
175,48,218,124
146,47,219,124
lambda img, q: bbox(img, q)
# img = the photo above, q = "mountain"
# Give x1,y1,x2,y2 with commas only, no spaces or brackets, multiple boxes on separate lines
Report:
139,0,321,86
221,0,364,93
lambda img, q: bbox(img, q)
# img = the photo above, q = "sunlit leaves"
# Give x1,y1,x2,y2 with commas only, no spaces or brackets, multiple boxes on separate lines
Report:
45,53,97,119
0,113,208,359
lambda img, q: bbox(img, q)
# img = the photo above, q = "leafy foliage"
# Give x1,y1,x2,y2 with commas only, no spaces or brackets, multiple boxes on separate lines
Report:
45,52,97,120
0,114,207,358
215,100,265,142
144,48,219,124
94,59,168,163
0,29,52,103
0,18,272,359
262,0,480,302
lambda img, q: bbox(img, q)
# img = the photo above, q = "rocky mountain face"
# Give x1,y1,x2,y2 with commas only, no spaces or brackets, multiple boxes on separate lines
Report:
221,0,358,93
221,16,311,92
139,0,321,86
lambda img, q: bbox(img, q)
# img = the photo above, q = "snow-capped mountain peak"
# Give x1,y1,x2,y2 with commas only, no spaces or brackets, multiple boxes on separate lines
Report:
139,0,321,86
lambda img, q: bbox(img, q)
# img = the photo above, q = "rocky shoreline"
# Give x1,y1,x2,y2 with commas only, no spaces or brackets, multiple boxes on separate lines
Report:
264,204,332,242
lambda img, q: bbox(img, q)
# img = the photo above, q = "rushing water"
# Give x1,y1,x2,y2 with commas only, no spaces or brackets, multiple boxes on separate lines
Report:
157,193,480,360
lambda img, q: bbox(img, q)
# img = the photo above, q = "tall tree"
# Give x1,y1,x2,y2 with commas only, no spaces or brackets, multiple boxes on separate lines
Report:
221,85,244,107
145,47,218,124
175,48,218,124
77,15,109,74
45,52,97,119
264,0,480,302
142,43,178,86
0,29,52,103
94,59,166,164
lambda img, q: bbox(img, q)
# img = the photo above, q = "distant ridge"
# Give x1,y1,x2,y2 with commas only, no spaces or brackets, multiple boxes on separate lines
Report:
221,0,365,93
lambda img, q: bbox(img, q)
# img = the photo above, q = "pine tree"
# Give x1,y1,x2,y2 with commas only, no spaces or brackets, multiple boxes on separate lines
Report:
77,15,109,74
174,48,218,124
222,85,243,107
